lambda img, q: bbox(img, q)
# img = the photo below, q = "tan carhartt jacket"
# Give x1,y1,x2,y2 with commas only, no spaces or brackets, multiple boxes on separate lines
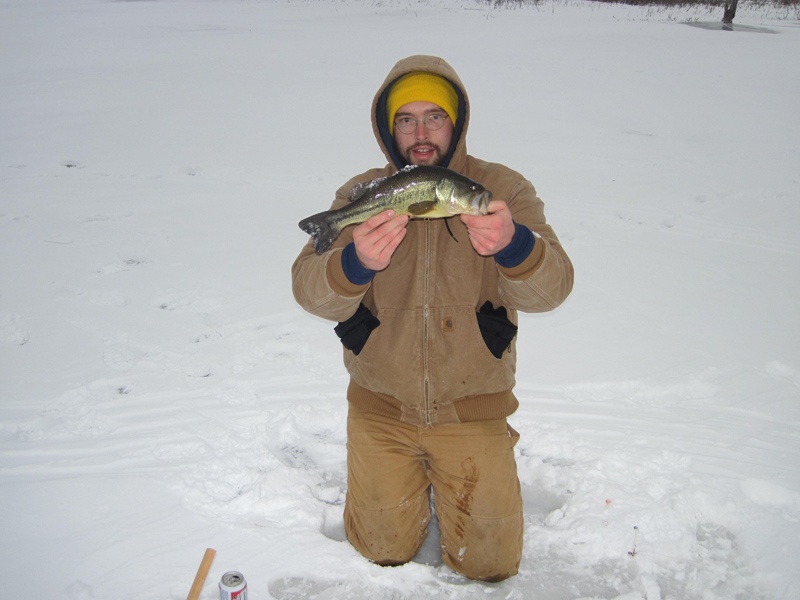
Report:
292,55,574,426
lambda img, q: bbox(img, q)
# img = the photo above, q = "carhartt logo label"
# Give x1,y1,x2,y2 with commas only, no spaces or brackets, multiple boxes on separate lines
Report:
442,317,454,332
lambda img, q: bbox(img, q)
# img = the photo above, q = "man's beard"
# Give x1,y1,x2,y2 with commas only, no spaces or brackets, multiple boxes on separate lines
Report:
403,142,446,166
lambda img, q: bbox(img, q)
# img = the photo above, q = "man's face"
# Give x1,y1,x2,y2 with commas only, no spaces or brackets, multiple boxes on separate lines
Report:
393,101,454,167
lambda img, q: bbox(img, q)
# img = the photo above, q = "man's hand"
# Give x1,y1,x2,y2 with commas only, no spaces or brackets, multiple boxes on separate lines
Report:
353,210,410,271
460,200,515,256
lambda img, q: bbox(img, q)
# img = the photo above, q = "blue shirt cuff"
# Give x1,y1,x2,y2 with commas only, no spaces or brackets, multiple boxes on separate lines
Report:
342,242,376,285
494,222,535,269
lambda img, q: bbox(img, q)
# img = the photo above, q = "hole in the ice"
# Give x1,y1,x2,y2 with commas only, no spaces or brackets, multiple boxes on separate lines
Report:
522,483,567,515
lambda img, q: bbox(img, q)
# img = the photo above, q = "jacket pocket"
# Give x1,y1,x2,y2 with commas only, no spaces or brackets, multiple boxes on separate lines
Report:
476,301,518,359
334,303,380,356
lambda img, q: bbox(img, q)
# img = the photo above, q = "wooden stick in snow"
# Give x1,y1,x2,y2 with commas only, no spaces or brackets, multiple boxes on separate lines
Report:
186,547,217,600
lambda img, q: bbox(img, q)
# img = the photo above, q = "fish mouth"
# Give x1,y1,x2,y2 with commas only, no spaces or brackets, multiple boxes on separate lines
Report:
473,190,492,213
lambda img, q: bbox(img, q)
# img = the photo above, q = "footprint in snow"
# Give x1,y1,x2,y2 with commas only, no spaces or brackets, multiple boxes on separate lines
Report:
95,257,147,276
0,313,29,345
274,444,317,469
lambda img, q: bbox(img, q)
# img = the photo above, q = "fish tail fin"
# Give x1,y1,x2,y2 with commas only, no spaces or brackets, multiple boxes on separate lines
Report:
298,212,341,254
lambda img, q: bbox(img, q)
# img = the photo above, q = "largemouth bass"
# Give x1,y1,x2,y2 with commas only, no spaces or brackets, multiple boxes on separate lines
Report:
298,165,492,254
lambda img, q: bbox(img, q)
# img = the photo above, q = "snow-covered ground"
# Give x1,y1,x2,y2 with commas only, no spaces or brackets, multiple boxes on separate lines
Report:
2,0,799,598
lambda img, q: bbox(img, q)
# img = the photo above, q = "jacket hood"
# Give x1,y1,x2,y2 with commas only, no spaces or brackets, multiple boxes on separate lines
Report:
372,55,470,171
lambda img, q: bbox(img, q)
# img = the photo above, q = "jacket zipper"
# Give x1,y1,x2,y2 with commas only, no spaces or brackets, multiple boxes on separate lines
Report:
423,219,431,426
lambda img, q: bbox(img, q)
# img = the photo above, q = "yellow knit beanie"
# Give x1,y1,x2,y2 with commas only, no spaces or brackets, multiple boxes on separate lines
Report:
386,72,458,135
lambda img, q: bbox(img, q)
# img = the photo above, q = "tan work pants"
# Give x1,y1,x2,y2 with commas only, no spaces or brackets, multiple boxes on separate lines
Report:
343,403,523,582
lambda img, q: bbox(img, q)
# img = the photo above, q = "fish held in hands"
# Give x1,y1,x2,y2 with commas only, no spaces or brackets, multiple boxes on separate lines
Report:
298,165,492,254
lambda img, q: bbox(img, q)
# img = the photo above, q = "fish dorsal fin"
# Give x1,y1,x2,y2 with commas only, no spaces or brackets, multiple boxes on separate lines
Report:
349,177,387,203
407,200,438,216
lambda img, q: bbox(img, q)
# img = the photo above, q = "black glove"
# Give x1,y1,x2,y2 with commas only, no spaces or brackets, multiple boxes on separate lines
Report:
334,303,380,356
476,301,518,359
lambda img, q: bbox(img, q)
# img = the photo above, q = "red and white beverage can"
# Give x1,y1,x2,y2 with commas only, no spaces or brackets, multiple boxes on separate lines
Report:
219,571,247,600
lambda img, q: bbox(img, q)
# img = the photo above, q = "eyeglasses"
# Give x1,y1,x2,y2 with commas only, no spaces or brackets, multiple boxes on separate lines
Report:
393,113,449,135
